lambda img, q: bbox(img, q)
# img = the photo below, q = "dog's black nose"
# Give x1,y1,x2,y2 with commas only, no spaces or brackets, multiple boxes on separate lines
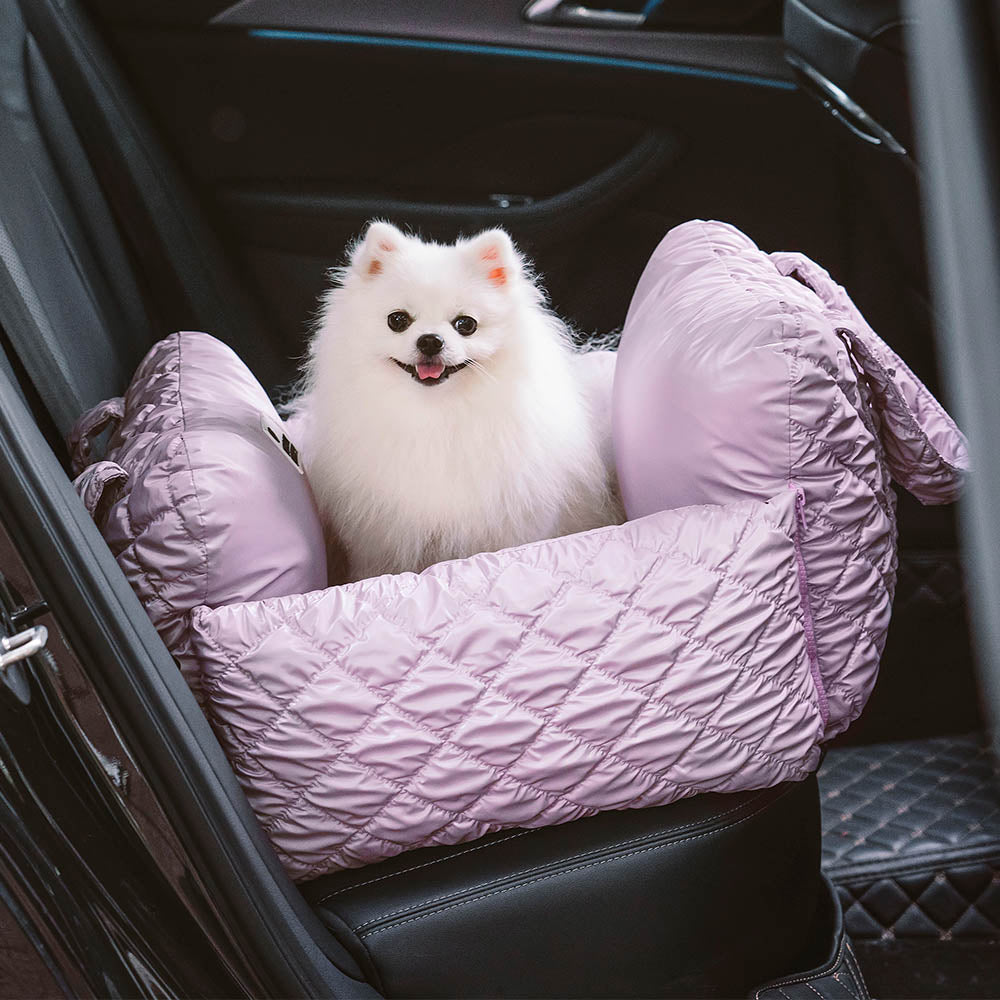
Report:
416,333,444,357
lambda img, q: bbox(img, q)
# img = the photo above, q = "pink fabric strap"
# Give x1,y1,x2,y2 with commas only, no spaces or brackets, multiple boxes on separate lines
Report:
67,396,125,476
771,251,968,504
73,460,129,524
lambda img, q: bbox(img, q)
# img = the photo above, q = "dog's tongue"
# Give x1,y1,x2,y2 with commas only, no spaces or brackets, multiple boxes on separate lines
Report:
417,361,446,381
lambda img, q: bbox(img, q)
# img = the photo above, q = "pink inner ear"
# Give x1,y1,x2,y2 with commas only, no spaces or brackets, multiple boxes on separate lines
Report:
378,241,395,252
481,247,499,262
368,259,383,276
487,266,506,287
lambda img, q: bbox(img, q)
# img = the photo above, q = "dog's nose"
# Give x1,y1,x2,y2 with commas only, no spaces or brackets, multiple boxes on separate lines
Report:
416,333,444,357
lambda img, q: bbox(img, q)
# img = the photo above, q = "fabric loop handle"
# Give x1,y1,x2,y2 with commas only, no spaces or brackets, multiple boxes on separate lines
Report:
67,396,124,475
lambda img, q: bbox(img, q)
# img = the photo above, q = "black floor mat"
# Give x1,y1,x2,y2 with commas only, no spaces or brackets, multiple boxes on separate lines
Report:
818,734,1000,997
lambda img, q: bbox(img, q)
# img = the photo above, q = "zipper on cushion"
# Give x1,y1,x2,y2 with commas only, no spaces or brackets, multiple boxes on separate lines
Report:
788,483,830,729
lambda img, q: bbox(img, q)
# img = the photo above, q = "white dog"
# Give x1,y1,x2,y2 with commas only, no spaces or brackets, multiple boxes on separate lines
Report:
289,221,621,582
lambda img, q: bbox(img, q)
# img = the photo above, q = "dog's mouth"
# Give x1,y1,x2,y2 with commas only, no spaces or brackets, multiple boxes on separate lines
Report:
392,358,471,386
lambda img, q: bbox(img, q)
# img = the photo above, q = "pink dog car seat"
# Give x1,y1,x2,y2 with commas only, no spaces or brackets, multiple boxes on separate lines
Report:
69,221,967,878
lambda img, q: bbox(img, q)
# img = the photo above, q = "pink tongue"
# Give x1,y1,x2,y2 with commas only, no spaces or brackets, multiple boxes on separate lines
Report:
416,361,446,380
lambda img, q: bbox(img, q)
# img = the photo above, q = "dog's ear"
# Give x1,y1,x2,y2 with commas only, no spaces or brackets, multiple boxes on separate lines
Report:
463,228,518,289
352,220,404,279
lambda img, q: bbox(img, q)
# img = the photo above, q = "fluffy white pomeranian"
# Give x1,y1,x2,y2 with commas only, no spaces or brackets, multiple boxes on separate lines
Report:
288,220,621,582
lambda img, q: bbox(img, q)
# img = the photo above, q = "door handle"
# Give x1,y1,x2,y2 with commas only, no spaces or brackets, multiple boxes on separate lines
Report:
785,52,907,156
523,0,650,29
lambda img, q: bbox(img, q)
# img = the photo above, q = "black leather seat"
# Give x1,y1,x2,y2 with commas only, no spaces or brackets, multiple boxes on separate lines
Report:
1,1,829,995
304,778,823,998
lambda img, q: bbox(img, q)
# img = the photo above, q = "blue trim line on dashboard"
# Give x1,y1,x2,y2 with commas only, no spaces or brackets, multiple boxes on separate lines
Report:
248,28,796,91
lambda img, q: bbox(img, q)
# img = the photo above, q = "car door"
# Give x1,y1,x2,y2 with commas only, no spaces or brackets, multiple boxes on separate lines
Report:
82,0,849,358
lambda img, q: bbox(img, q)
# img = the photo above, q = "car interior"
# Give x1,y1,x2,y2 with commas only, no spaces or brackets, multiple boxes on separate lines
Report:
0,0,996,996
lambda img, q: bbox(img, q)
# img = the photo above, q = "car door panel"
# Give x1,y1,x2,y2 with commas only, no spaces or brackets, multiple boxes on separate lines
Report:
97,19,842,351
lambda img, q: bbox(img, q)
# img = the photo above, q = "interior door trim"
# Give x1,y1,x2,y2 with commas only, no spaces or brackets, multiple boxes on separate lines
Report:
245,27,796,90
210,0,792,89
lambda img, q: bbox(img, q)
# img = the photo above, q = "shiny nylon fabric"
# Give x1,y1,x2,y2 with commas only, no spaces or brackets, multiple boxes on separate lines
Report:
73,223,967,877
69,332,328,701
614,221,967,740
192,491,821,876
768,249,968,504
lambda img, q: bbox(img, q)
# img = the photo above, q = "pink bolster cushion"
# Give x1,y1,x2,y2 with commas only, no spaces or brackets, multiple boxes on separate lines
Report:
69,331,328,700
614,220,967,739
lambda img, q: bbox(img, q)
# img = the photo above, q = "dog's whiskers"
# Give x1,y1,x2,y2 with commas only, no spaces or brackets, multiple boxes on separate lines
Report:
467,359,498,385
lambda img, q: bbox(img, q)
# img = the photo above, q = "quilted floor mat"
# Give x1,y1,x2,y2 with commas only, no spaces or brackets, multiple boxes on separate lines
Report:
818,733,1000,943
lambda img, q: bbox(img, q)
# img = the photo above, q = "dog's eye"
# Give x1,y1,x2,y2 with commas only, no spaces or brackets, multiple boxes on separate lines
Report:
452,315,478,336
387,310,412,332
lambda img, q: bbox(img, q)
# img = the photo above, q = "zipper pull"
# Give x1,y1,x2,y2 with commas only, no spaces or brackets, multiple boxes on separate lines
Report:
789,482,809,533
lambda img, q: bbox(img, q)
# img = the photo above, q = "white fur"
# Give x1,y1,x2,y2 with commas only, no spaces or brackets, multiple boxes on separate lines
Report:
289,221,621,582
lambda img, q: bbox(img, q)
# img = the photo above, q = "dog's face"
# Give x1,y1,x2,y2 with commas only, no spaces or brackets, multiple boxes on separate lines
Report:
333,222,531,388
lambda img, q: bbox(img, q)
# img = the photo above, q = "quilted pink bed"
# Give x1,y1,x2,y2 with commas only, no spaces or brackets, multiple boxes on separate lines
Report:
70,221,968,879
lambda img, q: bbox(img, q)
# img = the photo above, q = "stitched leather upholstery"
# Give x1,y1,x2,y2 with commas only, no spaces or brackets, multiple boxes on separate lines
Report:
304,777,822,998
755,938,868,1000
819,734,1000,941
754,878,870,999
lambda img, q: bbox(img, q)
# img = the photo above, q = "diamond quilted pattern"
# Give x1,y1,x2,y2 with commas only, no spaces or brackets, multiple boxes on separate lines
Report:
819,735,1000,941
69,333,329,702
820,735,1000,869
193,493,826,876
754,940,869,999
837,865,1000,941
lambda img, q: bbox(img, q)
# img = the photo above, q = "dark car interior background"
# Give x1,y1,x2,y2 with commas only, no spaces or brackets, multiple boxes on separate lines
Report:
0,0,996,997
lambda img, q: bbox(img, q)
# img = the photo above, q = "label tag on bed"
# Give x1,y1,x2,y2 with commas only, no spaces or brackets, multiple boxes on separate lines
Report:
260,414,305,475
